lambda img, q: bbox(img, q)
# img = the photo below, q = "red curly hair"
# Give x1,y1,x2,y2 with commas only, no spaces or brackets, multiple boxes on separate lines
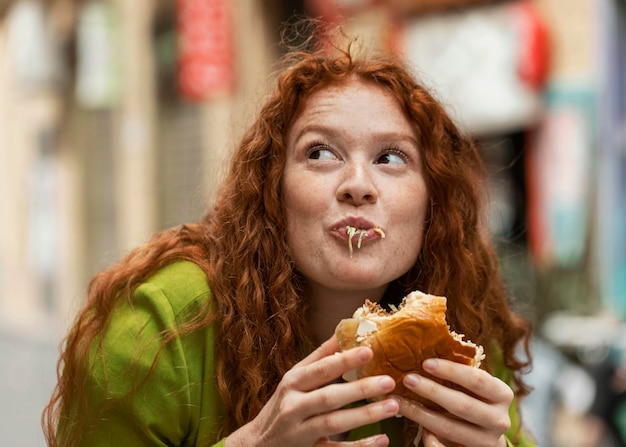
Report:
43,41,531,446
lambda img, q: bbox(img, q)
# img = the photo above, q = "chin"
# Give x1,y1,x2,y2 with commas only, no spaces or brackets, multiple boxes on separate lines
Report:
328,265,399,291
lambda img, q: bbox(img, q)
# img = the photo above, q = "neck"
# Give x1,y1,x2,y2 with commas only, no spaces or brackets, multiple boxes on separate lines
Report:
307,283,387,345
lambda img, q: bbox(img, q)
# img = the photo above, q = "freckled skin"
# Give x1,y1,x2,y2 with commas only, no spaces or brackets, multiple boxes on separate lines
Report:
282,79,429,295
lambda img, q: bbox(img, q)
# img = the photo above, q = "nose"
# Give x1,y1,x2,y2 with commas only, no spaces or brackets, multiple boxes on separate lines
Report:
336,162,378,206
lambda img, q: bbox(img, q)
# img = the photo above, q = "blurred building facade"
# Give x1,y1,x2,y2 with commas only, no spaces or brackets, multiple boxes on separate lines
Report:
0,0,288,338
0,0,625,445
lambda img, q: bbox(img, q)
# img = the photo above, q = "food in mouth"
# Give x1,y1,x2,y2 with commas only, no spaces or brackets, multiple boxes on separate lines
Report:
345,225,386,257
334,290,485,408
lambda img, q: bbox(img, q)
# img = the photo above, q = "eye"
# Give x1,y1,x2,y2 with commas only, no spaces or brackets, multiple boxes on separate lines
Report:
307,143,338,161
376,147,407,165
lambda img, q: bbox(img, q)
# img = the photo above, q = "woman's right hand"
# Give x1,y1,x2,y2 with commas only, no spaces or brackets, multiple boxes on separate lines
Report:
224,336,400,447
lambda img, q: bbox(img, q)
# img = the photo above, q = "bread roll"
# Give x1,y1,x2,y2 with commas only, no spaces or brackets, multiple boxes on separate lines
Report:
335,290,485,408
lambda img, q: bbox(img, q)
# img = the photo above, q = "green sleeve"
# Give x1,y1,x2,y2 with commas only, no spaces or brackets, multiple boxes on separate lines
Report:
62,261,227,446
504,396,537,447
492,347,537,447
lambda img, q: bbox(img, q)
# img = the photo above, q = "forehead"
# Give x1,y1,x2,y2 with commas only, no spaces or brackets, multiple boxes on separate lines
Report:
302,77,397,106
287,78,415,138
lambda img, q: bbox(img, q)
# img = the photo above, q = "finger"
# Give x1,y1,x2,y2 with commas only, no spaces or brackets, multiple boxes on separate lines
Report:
396,397,503,447
301,375,397,414
297,336,342,367
396,398,470,444
306,398,399,441
422,359,514,404
315,434,390,447
422,428,447,447
289,346,374,392
402,373,511,430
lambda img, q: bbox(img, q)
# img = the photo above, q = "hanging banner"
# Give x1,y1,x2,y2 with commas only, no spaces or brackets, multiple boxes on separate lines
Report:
304,0,377,19
396,0,549,137
526,86,595,268
75,1,121,109
6,0,62,92
176,0,235,101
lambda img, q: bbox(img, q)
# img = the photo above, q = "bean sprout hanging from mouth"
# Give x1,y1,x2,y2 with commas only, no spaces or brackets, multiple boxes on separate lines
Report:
345,225,386,257
373,228,386,238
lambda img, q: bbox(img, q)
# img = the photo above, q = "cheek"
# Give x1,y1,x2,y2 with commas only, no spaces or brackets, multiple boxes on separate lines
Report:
283,183,309,225
394,176,428,216
283,173,329,221
393,186,428,249
282,176,323,250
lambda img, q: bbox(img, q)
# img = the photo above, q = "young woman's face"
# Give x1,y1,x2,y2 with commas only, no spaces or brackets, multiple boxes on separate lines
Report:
282,79,429,296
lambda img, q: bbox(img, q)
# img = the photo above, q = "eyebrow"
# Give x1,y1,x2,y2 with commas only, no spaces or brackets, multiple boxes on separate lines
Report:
291,124,419,147
290,124,339,145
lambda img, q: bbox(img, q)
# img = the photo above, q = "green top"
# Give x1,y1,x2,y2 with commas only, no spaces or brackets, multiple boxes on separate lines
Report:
65,261,536,446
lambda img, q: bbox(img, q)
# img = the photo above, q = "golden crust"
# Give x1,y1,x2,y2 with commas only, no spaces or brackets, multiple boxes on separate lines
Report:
335,291,484,409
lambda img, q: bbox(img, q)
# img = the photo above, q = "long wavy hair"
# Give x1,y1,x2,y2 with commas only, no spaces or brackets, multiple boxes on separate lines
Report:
43,40,531,446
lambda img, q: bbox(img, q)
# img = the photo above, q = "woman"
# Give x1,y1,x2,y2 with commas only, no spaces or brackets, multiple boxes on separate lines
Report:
43,39,534,447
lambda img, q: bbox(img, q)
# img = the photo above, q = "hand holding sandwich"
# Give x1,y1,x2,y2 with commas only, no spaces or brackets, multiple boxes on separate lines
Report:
335,291,514,447
396,358,513,447
225,336,400,447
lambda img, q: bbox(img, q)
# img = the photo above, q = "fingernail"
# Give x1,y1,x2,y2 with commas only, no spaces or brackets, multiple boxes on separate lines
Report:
358,347,371,362
383,399,399,413
404,373,419,386
423,359,437,372
378,376,395,390
389,395,403,409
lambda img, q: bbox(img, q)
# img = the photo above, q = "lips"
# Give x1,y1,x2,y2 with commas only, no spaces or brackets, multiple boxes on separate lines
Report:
337,226,382,241
333,217,379,232
331,217,386,255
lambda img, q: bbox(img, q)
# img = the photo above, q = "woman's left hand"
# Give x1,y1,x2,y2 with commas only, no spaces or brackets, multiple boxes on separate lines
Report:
394,358,513,447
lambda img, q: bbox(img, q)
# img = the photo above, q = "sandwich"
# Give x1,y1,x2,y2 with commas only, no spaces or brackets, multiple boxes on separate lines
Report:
334,290,485,409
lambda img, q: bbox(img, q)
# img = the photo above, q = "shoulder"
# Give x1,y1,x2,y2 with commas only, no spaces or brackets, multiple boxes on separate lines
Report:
86,260,215,402
81,260,221,444
95,260,213,372
91,260,214,395
135,260,212,319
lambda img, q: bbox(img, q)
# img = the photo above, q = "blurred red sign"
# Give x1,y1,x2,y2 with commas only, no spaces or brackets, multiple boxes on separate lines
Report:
176,0,234,100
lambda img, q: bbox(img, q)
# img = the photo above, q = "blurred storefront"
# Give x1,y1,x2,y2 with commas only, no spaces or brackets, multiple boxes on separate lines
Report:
0,0,285,338
0,0,625,445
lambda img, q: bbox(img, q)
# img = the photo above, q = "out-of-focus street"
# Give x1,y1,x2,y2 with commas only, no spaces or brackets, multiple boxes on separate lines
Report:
0,328,58,446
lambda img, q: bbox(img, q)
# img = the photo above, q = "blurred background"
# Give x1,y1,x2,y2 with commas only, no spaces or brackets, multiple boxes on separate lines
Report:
0,0,625,445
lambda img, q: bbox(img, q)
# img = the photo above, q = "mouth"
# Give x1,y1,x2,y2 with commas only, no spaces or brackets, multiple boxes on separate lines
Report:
332,218,386,257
